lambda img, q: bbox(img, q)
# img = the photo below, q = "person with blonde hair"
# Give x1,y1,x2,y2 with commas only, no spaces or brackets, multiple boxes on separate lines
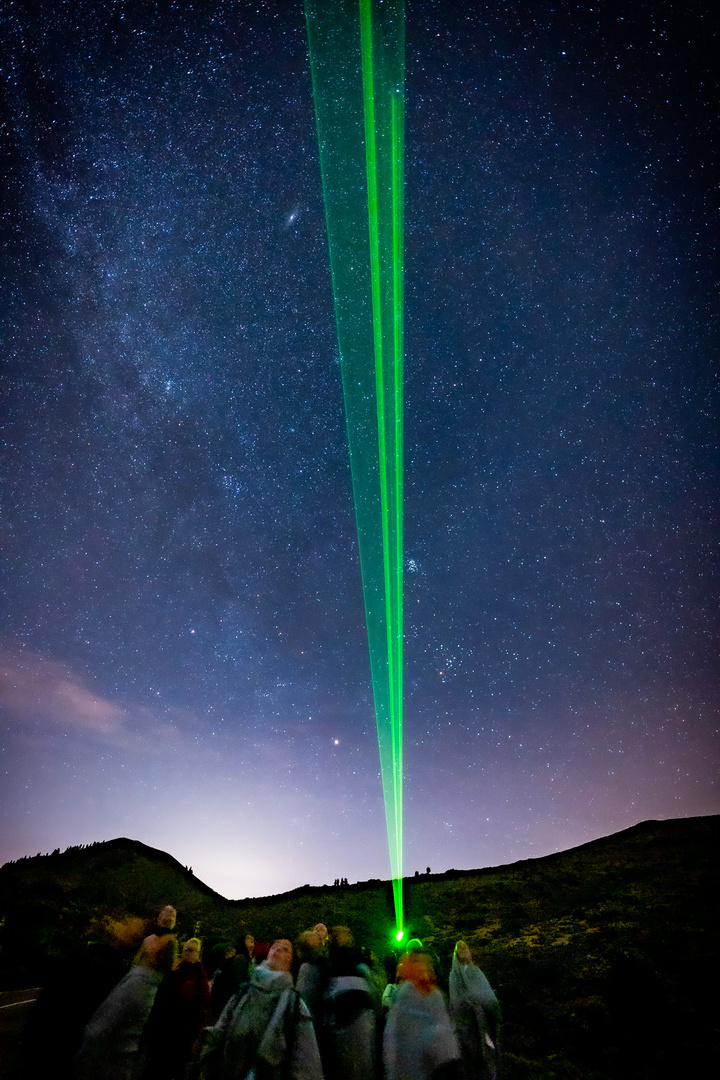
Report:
141,936,210,1079
448,941,500,1080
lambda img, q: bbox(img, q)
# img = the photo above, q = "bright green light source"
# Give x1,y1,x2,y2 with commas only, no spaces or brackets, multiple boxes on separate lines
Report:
395,930,404,942
305,0,405,935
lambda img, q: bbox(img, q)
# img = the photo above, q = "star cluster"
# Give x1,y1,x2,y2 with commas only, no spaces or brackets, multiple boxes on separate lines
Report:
1,0,717,898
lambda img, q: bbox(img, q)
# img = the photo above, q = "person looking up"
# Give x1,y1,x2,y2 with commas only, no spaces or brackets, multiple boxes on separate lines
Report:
295,923,329,1036
384,949,460,1080
449,940,500,1080
75,904,178,1080
324,925,377,1080
192,938,322,1080
210,932,256,1022
141,936,210,1080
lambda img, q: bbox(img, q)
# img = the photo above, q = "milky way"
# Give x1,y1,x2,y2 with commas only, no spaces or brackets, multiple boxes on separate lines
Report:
2,0,717,899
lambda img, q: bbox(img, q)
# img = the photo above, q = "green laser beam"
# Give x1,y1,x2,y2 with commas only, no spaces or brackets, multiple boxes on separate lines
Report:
304,0,405,934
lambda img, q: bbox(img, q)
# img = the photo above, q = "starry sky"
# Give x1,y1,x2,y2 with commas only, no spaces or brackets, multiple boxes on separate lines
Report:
2,0,717,901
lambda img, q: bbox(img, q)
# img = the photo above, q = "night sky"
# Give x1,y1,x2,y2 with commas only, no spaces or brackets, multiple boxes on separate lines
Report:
2,0,717,900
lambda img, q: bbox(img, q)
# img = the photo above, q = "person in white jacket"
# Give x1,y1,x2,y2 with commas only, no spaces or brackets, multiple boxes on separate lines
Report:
448,941,500,1080
383,949,460,1080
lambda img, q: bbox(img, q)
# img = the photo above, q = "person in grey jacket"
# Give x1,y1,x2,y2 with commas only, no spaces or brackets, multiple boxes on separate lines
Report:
193,938,322,1080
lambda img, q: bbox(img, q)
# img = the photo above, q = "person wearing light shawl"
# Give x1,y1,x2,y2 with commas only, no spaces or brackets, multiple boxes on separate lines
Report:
192,938,322,1080
74,904,178,1080
448,941,500,1080
383,949,461,1080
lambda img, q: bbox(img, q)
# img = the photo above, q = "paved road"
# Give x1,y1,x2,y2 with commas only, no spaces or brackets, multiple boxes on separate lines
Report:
0,989,41,1079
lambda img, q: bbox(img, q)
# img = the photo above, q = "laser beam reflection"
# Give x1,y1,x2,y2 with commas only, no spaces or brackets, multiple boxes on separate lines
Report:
305,0,405,935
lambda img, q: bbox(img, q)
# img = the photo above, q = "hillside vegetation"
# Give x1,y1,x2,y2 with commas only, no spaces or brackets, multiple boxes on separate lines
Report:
1,815,716,1079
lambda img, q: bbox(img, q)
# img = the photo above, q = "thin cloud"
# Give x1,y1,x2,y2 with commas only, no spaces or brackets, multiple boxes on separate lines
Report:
0,643,123,735
0,641,179,750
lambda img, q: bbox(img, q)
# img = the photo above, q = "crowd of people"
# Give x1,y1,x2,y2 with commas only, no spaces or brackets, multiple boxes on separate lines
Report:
32,904,500,1080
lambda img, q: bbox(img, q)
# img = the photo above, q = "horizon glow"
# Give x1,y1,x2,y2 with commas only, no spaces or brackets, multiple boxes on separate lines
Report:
305,0,405,935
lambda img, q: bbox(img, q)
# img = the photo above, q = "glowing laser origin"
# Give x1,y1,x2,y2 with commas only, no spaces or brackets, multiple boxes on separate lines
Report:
305,0,405,935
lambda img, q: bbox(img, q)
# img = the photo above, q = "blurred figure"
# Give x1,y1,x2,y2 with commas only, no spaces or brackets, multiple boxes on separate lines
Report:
449,941,500,1080
295,923,329,1034
406,937,446,994
192,937,322,1080
21,913,145,1080
381,946,405,1014
141,937,210,1080
323,925,377,1080
209,933,255,1022
244,932,256,963
384,949,461,1080
209,943,239,1022
74,904,178,1080
382,969,400,1012
382,937,422,1014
